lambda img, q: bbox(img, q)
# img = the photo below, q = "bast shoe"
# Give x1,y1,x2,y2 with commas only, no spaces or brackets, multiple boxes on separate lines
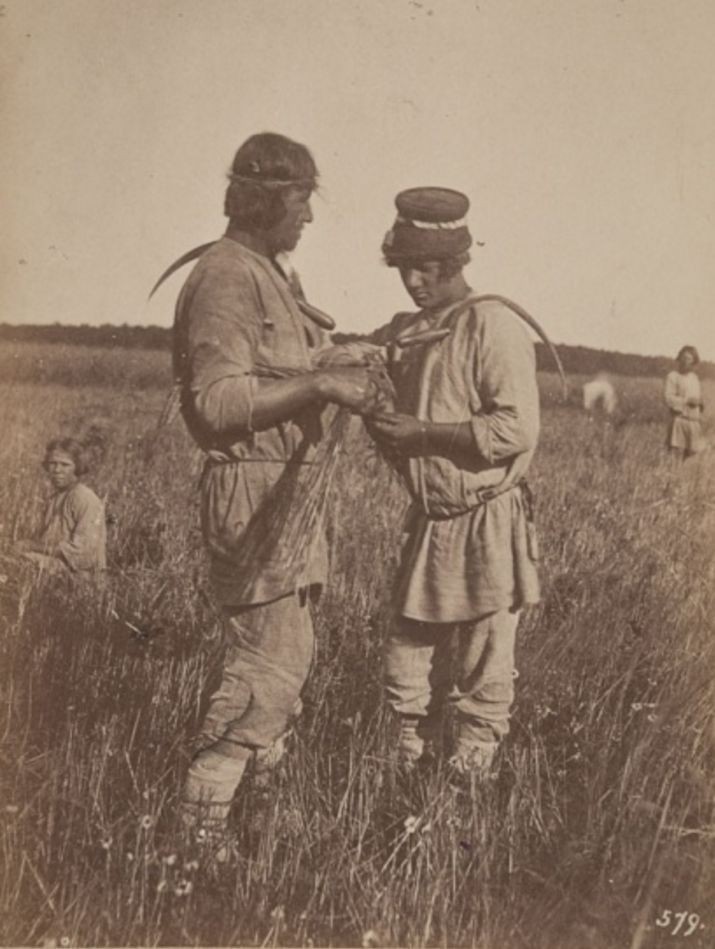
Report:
396,715,425,770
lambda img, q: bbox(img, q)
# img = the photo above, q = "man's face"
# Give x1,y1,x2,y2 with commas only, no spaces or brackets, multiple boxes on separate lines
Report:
45,450,78,491
398,261,456,310
266,186,313,254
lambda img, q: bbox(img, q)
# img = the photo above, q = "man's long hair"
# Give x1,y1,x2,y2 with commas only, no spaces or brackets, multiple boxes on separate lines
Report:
224,132,318,231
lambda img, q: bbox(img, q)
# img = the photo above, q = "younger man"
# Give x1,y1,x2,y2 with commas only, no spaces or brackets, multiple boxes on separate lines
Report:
368,188,541,776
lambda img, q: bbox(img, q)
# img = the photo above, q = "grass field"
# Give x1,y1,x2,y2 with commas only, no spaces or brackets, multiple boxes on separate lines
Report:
0,343,713,949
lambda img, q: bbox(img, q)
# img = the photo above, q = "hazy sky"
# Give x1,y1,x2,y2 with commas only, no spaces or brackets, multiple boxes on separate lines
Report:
2,0,714,357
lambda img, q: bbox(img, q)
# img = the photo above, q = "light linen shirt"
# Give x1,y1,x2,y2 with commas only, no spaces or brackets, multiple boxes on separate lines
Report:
664,370,702,421
173,237,330,606
372,294,541,622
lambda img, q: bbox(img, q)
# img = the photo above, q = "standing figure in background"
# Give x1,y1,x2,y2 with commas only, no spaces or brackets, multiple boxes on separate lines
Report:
14,437,106,576
664,346,704,460
172,132,378,849
366,188,541,779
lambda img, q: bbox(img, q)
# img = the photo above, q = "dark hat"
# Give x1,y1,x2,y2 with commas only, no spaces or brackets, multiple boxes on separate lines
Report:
382,187,472,261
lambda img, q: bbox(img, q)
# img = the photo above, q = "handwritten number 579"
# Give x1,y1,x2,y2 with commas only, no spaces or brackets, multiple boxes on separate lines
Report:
655,910,703,936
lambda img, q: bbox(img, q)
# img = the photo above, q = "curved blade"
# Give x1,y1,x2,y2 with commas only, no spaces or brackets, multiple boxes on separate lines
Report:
472,294,568,399
148,242,217,299
148,242,336,331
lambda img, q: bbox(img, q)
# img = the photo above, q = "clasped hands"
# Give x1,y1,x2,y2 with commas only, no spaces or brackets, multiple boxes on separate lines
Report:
314,343,395,416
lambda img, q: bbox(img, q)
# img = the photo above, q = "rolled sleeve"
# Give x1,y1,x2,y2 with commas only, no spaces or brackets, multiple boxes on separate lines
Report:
183,262,262,437
469,311,540,464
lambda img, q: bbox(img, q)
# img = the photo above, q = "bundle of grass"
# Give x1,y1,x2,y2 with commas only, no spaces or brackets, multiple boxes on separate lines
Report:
212,360,394,603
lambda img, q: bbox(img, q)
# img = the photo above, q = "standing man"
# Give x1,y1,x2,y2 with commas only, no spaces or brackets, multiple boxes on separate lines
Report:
173,132,376,841
368,187,541,777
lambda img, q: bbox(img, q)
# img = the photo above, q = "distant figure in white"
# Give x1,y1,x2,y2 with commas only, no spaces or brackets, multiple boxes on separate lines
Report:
664,345,705,460
583,372,617,416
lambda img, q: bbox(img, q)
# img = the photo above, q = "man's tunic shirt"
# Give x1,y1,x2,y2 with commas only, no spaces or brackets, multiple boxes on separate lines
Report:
374,296,541,623
173,237,328,606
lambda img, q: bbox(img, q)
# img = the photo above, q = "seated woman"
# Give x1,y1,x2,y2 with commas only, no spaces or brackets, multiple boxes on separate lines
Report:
15,437,107,575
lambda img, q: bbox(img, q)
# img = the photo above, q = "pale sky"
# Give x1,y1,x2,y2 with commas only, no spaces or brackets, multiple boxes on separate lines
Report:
2,0,714,357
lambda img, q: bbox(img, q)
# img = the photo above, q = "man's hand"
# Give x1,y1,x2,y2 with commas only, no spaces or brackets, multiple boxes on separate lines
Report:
316,367,383,414
367,412,426,456
367,414,477,458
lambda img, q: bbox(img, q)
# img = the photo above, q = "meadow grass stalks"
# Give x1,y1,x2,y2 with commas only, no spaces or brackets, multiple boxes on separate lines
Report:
0,356,713,947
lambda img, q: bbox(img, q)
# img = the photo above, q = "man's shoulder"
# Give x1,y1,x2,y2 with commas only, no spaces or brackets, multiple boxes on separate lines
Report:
177,239,265,316
190,238,260,282
453,295,532,342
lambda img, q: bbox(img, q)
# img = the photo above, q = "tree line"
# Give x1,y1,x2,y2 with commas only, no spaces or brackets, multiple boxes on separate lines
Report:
0,322,712,379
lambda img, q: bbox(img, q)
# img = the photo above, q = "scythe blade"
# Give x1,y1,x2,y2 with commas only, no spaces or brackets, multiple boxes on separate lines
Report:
148,241,336,331
148,242,218,299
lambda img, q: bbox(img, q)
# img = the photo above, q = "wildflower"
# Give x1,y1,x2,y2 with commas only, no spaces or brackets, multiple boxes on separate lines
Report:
184,859,199,873
100,836,112,850
403,815,419,835
126,852,135,862
362,930,381,948
60,940,71,948
174,879,193,897
157,880,167,893
139,814,153,830
195,827,208,844
270,905,285,921
162,853,177,866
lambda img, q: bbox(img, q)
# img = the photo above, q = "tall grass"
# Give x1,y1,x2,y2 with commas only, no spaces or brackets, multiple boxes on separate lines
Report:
0,345,713,948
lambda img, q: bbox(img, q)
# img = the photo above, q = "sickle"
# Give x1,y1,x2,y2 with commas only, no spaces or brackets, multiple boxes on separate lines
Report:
149,242,336,330
472,294,567,399
396,295,566,398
